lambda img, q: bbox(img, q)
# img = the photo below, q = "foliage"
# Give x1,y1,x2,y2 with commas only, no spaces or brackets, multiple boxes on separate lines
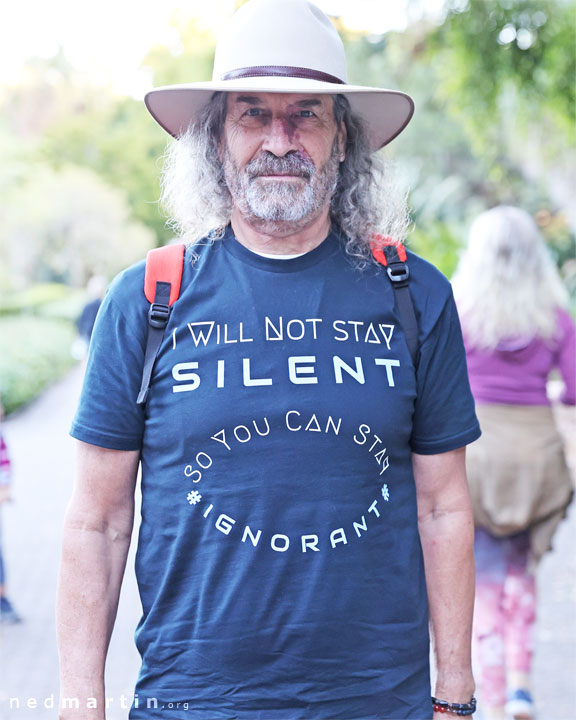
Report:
39,96,169,244
142,13,216,86
429,0,576,150
408,221,465,280
339,1,575,269
0,315,77,415
0,283,88,321
0,55,170,245
0,165,155,291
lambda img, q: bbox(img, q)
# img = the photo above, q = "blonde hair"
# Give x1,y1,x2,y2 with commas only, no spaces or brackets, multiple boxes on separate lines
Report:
452,206,569,349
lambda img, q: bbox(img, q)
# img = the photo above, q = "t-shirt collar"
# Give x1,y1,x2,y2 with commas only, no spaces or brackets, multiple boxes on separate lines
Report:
221,224,341,273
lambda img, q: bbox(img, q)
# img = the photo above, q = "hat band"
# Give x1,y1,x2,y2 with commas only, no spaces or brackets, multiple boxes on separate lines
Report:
221,65,346,85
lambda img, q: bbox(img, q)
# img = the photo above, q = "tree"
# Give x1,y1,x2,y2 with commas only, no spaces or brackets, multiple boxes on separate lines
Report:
142,12,216,87
338,1,575,275
429,0,575,149
0,166,155,289
0,54,171,245
40,96,169,243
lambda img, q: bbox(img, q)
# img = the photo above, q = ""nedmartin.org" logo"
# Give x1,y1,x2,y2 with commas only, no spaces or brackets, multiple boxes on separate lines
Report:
5,694,191,712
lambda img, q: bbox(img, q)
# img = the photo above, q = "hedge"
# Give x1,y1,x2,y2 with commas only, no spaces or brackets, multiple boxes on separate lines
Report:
0,283,88,321
0,315,77,415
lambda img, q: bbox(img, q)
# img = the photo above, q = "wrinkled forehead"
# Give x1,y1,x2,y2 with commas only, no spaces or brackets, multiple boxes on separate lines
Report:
225,91,335,114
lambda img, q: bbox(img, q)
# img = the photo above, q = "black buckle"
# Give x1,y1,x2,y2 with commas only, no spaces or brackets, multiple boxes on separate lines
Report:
386,261,410,285
148,302,172,329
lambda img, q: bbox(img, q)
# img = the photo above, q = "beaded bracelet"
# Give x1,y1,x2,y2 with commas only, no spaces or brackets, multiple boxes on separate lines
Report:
432,696,477,716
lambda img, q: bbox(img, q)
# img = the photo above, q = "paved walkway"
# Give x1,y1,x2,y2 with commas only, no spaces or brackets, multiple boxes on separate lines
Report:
0,365,140,720
0,367,574,719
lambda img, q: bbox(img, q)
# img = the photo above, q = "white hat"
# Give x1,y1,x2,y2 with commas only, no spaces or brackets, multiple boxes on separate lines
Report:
144,0,415,151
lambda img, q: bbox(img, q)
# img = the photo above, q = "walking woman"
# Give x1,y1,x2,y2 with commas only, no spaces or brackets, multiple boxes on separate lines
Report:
452,206,575,720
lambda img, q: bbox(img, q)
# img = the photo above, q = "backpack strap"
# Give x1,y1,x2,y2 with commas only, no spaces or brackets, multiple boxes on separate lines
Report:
137,244,186,406
371,234,419,367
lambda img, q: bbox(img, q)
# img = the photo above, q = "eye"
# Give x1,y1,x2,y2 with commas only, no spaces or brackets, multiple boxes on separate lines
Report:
239,107,271,125
297,110,315,118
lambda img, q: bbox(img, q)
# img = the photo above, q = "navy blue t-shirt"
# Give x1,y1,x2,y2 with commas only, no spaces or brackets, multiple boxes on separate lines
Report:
71,228,480,720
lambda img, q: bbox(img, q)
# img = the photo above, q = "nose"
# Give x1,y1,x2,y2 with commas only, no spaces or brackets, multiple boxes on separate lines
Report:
261,117,298,157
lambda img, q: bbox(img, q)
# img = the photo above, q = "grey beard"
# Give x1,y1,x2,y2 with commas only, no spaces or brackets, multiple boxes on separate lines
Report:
244,177,319,222
222,141,341,225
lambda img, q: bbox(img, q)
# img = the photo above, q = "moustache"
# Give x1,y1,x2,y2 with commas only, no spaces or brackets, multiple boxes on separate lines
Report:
246,152,316,180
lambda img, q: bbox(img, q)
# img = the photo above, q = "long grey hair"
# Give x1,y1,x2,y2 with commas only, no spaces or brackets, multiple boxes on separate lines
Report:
160,92,410,267
452,206,569,349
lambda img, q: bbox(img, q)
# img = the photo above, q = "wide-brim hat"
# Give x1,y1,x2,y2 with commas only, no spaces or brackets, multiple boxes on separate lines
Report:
145,0,415,151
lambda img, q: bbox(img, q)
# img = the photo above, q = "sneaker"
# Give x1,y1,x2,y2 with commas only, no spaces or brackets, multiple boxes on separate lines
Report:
505,688,534,719
0,596,23,624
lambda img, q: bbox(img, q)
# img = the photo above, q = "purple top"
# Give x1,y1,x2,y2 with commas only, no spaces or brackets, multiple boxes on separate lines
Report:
463,308,576,406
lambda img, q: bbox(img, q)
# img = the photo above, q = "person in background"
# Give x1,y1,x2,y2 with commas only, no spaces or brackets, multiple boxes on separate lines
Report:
0,395,22,624
452,206,575,720
72,275,106,359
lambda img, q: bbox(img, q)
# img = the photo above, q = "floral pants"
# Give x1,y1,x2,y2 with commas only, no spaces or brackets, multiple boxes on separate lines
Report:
472,528,536,707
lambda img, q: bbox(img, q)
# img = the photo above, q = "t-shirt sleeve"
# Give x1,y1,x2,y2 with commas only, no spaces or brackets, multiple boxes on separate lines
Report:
70,272,147,450
410,289,481,454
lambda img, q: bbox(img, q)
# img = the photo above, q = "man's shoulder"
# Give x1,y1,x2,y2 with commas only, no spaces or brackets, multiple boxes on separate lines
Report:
104,240,215,316
402,247,454,309
96,257,149,331
108,256,147,298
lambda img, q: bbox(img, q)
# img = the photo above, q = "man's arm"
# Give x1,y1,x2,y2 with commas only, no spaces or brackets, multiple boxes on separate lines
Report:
57,441,140,719
412,447,476,712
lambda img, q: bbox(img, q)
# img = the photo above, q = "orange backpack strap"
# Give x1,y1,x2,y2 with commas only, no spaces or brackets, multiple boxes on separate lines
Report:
370,234,419,367
370,233,408,265
144,244,185,306
137,244,186,406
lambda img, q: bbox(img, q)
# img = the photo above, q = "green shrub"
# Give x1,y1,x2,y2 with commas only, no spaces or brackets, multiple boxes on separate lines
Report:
408,222,465,279
0,283,88,321
0,315,77,414
0,283,70,311
36,292,89,322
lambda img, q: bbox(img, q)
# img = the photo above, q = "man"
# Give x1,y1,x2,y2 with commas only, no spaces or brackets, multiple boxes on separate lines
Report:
57,1,481,718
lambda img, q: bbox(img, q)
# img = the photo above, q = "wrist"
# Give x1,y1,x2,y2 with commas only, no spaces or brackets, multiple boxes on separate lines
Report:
432,695,476,716
58,680,106,720
58,700,106,720
434,666,475,702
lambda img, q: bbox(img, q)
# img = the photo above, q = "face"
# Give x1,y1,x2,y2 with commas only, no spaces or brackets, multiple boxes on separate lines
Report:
220,92,347,226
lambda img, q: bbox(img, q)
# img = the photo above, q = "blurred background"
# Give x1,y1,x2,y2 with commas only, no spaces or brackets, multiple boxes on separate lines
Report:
0,0,574,718
0,0,575,414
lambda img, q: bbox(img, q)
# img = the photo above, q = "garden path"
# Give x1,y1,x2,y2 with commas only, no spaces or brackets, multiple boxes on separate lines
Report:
0,364,140,719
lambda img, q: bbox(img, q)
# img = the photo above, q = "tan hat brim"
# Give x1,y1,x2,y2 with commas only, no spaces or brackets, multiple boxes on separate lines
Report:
145,78,414,151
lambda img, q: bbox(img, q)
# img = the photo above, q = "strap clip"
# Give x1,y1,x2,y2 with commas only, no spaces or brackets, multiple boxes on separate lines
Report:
386,261,410,286
148,302,172,329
